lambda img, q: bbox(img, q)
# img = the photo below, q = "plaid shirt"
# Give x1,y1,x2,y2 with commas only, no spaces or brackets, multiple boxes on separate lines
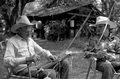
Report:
96,37,120,62
85,36,120,62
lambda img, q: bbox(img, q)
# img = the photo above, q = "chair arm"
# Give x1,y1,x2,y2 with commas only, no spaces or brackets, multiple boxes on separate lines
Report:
27,63,32,79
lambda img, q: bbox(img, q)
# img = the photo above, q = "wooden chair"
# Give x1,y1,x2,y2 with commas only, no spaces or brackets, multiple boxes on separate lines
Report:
113,68,120,79
112,54,120,79
87,56,120,79
85,57,97,79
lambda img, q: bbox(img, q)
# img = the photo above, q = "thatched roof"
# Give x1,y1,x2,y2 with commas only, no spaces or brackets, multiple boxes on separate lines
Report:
23,0,94,17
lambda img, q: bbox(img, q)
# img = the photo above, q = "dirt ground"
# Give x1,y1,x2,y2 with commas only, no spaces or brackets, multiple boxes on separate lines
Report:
0,38,119,79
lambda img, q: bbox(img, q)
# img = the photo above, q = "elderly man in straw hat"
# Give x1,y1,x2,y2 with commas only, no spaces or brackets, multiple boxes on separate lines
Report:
3,15,69,79
85,16,120,79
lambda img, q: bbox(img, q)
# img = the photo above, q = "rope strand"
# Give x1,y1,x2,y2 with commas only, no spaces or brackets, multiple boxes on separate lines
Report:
44,10,92,79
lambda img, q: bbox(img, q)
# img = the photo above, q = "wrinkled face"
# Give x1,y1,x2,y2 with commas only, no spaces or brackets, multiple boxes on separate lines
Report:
18,26,34,40
96,24,110,37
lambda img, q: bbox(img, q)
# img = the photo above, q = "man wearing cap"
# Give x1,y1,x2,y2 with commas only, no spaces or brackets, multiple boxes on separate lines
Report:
3,15,69,79
85,16,120,79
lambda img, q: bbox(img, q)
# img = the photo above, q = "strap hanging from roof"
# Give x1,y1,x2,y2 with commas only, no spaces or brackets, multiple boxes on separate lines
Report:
97,2,116,45
66,10,92,50
62,10,92,71
85,2,116,79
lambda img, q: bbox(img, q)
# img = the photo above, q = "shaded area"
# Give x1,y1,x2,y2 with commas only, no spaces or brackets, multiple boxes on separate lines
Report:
23,0,94,17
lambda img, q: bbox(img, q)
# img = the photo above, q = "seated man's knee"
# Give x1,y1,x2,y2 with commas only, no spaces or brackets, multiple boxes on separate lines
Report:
102,62,113,69
44,69,57,79
49,70,57,79
97,61,113,72
61,59,69,67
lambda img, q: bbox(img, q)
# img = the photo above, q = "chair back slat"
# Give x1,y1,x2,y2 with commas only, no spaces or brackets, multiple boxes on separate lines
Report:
0,41,7,57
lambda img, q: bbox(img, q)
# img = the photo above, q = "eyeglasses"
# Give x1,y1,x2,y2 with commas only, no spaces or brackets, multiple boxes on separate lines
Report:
23,31,34,35
19,26,34,35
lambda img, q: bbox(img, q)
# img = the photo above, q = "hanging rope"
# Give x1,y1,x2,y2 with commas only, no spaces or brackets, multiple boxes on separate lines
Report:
63,10,92,71
66,10,92,50
89,2,116,52
44,10,92,79
42,10,92,79
97,3,116,45
85,2,116,79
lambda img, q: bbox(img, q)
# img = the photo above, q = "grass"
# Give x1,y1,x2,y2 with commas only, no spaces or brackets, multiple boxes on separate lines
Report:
35,38,102,79
0,37,118,79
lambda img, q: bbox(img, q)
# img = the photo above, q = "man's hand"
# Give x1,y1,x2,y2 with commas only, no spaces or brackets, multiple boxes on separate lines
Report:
48,55,58,62
84,51,95,59
26,54,41,63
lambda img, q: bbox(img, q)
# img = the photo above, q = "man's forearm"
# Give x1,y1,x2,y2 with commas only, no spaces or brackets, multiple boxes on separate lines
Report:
4,57,26,67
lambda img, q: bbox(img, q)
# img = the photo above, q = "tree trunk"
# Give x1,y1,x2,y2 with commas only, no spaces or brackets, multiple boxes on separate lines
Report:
0,0,35,37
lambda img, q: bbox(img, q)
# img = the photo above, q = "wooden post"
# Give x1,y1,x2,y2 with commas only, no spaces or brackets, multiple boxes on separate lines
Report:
70,20,75,38
86,59,92,79
27,64,32,79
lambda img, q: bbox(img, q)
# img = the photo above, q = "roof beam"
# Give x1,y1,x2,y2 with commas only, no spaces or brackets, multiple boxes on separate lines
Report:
67,13,96,18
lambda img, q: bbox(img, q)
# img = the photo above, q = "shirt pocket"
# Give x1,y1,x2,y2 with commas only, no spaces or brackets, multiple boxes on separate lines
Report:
18,47,29,56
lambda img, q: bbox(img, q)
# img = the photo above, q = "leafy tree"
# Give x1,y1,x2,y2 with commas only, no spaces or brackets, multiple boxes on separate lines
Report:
44,20,67,41
95,0,120,21
0,0,35,36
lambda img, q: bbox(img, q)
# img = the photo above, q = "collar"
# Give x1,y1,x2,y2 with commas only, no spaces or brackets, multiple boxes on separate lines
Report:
15,34,30,41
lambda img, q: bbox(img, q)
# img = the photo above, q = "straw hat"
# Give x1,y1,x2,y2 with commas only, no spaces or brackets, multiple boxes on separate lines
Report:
11,15,35,33
96,16,117,28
